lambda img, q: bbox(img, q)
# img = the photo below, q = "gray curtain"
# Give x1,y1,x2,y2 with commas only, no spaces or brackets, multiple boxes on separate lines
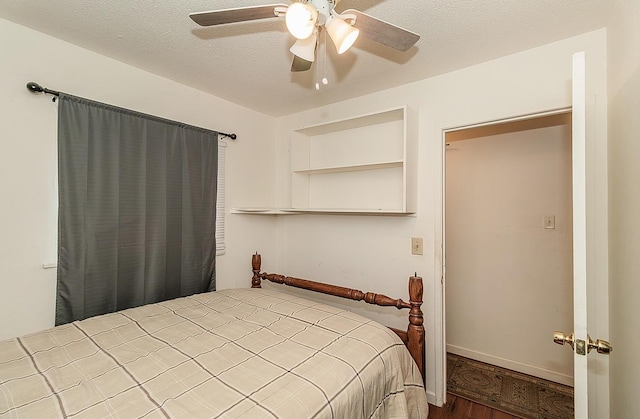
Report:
56,94,217,326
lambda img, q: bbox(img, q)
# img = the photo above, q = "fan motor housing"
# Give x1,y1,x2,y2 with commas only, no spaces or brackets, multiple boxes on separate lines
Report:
308,0,334,25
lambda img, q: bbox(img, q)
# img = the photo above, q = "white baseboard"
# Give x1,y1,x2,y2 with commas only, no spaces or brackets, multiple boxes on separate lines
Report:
446,344,573,387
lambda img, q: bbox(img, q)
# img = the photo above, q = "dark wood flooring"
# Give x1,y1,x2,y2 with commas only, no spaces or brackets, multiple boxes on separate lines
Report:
428,393,521,419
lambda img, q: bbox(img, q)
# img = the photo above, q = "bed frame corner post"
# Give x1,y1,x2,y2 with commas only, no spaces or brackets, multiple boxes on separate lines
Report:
251,253,262,288
408,275,425,383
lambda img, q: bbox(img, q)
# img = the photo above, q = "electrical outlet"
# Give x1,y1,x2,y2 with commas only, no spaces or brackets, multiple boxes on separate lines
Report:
411,237,423,255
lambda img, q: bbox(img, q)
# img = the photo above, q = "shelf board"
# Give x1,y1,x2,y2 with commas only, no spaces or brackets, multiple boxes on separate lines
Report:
231,208,297,215
288,208,414,215
294,107,405,136
231,207,414,216
292,160,403,175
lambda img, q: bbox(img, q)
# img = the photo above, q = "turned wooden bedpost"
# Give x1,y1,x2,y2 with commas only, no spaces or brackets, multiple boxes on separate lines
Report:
407,275,425,383
251,253,262,288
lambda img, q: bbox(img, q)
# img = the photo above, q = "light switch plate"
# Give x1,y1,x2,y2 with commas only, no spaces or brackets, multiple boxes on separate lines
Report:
544,215,556,229
411,237,423,255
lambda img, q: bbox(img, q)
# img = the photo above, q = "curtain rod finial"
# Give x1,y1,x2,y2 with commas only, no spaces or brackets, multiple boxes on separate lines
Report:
26,82,44,94
26,82,59,100
220,132,237,140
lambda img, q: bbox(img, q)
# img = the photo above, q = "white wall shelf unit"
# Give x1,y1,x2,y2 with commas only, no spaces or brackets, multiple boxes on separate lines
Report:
232,105,417,216
290,105,416,214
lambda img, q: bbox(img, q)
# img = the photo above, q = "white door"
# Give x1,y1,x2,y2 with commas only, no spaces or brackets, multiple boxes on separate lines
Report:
571,49,590,419
554,51,612,418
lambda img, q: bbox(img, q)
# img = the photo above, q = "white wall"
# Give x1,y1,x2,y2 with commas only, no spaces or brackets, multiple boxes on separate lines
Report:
607,0,640,417
445,123,574,385
0,18,278,341
273,30,608,405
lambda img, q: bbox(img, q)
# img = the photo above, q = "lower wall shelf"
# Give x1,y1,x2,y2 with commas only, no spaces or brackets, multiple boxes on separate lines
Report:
230,208,296,215
231,208,416,216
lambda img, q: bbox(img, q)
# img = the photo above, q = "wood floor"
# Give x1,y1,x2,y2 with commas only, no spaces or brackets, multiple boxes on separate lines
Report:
428,393,521,419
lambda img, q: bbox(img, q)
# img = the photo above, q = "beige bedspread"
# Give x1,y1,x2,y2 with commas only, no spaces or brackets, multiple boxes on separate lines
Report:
0,288,428,418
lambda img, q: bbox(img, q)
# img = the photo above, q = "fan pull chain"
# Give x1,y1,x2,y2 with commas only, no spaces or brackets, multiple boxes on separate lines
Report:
315,29,322,90
322,28,328,85
316,28,328,91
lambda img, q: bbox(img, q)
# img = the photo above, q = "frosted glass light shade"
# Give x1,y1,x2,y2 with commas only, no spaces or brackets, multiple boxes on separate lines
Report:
326,16,359,54
285,2,318,40
290,32,317,62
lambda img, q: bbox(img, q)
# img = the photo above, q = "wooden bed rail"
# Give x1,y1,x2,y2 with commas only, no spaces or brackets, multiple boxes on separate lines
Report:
250,253,425,383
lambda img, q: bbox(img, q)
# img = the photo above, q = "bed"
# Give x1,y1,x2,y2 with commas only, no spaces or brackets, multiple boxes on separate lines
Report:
0,254,429,418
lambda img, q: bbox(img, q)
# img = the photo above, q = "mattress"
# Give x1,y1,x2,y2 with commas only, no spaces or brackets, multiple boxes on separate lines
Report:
0,288,428,418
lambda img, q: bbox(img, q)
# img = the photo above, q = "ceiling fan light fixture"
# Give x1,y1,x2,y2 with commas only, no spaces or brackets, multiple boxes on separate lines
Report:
285,2,318,40
325,15,359,54
290,32,317,62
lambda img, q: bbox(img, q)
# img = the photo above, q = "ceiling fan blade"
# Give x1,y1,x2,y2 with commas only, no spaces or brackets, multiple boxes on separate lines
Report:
190,4,287,26
291,55,313,72
342,9,420,52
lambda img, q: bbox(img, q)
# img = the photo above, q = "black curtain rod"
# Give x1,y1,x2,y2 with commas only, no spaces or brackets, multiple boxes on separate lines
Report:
25,82,237,140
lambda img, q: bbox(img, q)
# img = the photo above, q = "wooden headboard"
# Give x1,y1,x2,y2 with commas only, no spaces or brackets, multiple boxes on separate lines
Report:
250,253,425,383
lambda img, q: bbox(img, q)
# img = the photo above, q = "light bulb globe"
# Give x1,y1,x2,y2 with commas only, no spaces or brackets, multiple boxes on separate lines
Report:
326,15,359,54
285,3,318,40
290,32,317,62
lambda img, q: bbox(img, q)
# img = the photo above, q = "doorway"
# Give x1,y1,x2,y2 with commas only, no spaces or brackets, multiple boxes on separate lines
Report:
443,112,574,389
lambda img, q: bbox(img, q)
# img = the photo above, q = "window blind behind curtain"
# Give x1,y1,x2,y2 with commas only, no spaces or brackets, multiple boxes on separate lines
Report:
216,139,226,256
56,94,218,325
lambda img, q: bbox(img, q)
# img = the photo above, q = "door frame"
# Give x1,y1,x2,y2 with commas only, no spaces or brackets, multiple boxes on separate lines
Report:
437,107,574,405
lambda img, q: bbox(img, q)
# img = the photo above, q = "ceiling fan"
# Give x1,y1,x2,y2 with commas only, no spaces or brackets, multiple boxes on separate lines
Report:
190,0,420,72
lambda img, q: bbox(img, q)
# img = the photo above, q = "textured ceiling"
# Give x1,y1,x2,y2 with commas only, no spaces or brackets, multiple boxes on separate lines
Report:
0,0,613,116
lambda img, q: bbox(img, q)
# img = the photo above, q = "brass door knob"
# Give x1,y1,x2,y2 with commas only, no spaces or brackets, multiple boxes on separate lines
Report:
554,331,613,355
587,335,613,355
553,331,575,350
